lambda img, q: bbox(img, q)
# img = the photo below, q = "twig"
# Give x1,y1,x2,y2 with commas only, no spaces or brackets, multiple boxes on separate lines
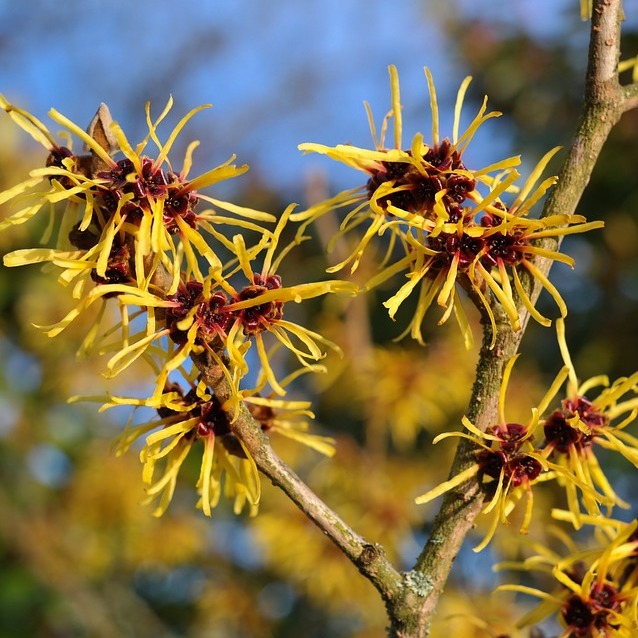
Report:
193,1,636,635
404,0,629,634
193,353,404,606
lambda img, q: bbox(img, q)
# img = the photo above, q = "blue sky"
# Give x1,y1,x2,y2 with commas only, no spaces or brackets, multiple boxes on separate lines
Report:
0,0,595,195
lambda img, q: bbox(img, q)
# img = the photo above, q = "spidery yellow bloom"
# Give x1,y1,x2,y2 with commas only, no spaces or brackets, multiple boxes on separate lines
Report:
372,147,601,347
2,97,351,520
94,204,355,415
92,363,334,516
498,518,638,637
536,318,638,525
104,376,259,517
417,316,638,550
415,354,555,551
297,66,516,254
241,366,336,457
296,67,602,348
0,96,275,334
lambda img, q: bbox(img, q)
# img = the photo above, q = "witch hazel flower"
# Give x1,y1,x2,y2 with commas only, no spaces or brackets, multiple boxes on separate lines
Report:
415,315,638,550
414,331,626,551
0,96,275,342
415,354,553,551
96,205,355,416
535,318,638,525
90,363,334,517
367,147,600,347
296,65,517,257
295,65,517,281
105,375,261,517
498,518,638,637
295,67,602,348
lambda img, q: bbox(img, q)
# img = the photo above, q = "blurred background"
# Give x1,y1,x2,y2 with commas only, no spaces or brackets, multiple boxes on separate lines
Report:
0,1,637,636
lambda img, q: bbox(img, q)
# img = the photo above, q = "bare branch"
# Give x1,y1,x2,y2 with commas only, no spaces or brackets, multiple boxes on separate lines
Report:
402,0,630,634
188,2,634,636
621,83,638,112
193,352,404,606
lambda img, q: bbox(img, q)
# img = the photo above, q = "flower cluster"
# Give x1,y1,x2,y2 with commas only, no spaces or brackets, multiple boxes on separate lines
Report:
499,516,638,637
0,97,273,294
296,66,602,346
93,204,354,415
0,97,350,515
98,364,334,517
416,320,638,550
415,353,551,551
112,377,260,518
541,319,638,524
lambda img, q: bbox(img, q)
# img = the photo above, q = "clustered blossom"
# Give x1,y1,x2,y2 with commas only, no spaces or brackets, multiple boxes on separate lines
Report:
296,66,602,347
416,353,551,551
416,320,638,551
498,516,638,637
112,377,260,518
0,98,273,293
98,205,354,415
99,365,334,517
0,68,611,534
0,96,348,515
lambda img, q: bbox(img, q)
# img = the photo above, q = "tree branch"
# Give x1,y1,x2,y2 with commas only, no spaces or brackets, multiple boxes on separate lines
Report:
402,0,628,634
193,1,632,636
621,83,638,112
193,353,404,607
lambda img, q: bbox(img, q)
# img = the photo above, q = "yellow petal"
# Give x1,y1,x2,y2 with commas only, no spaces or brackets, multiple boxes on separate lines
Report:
415,464,480,504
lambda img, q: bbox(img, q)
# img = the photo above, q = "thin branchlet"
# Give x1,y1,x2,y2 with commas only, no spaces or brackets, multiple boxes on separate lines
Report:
401,1,632,635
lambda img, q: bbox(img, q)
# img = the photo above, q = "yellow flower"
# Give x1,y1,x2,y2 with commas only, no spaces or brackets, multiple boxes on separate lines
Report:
361,148,601,347
536,318,638,525
1,96,275,333
296,65,518,275
241,364,336,457
89,363,334,516
106,375,260,517
455,149,603,344
0,95,102,240
416,317,638,550
294,68,601,348
415,355,556,551
213,206,355,406
93,205,355,415
498,518,638,637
